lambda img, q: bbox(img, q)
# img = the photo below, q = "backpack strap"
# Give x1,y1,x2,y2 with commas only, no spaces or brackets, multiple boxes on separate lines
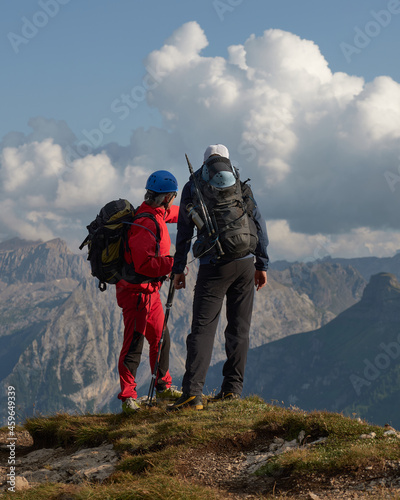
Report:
125,212,161,257
240,179,257,215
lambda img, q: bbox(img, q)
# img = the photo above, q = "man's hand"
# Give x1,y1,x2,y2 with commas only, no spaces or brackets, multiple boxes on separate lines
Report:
174,273,186,290
254,270,267,291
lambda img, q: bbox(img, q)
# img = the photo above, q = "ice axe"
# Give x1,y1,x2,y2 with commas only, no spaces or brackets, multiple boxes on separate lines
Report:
145,275,175,406
185,153,224,258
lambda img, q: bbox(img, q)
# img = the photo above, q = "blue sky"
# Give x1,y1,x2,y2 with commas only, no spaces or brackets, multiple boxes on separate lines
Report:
1,0,400,260
2,0,399,144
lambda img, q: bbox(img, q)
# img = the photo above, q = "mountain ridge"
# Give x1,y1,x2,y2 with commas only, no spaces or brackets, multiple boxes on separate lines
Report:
273,253,400,282
0,237,396,425
0,238,87,284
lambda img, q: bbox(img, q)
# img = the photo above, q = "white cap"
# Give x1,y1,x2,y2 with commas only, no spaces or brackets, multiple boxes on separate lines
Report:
203,144,230,162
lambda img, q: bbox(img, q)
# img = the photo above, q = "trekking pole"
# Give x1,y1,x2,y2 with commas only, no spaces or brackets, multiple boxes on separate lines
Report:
185,154,224,258
146,275,175,406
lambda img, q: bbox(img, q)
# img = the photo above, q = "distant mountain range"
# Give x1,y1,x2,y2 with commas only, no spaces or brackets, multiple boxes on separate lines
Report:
206,272,400,428
0,237,399,424
273,253,400,281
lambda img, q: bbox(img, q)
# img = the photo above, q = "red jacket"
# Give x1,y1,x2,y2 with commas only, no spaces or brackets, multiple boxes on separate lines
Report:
116,202,179,295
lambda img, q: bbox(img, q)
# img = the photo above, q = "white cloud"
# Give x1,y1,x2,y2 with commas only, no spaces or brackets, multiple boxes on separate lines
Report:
243,29,332,91
268,221,400,261
1,139,63,193
145,21,208,78
0,199,55,243
1,22,400,260
56,153,119,211
0,137,154,245
346,76,400,143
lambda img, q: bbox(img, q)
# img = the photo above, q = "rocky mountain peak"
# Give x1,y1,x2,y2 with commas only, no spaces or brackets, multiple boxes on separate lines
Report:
40,238,72,254
0,237,42,252
361,272,400,304
0,238,89,284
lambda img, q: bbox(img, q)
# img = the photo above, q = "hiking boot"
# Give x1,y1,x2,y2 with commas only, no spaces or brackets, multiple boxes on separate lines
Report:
156,386,183,401
122,397,140,414
208,391,240,402
167,393,203,411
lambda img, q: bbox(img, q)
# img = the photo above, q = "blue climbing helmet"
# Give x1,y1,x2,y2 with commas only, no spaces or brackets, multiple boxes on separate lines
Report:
145,170,178,193
202,155,236,188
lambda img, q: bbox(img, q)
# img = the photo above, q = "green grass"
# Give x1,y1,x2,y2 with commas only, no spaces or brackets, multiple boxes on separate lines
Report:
3,397,400,499
254,407,400,477
1,478,224,500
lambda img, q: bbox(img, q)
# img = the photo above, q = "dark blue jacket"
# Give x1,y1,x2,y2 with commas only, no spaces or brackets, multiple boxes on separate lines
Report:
172,174,269,274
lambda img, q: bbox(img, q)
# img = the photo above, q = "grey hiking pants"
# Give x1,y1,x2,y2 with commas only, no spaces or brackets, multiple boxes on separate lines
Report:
182,257,255,396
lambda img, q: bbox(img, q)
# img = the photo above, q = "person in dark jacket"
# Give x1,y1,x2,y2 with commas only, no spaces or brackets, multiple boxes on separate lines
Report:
116,170,180,413
169,145,269,411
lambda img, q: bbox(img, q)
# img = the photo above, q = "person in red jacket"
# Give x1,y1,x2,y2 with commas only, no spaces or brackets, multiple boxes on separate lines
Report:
116,170,180,413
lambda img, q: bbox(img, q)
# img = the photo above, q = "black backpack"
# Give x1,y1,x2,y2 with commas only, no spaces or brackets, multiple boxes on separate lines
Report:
191,158,258,260
79,199,163,292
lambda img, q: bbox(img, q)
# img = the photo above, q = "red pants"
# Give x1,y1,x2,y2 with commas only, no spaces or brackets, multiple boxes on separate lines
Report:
116,289,172,401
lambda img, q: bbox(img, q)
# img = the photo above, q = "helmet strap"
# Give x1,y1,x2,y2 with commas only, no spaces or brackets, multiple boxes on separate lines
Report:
162,192,175,209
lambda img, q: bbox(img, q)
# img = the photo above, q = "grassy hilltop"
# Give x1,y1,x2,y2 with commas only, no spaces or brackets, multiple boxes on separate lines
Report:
1,397,400,499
